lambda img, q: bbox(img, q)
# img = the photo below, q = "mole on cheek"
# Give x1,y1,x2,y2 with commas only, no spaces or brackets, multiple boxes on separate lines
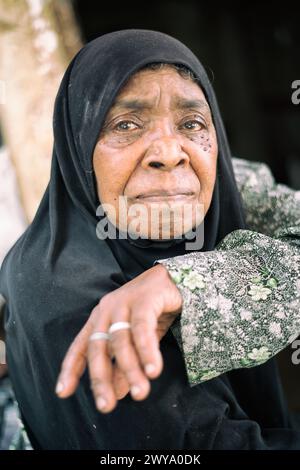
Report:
189,129,213,152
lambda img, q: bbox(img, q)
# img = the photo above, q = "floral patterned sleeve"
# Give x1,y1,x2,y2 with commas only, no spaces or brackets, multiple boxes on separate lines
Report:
158,157,300,386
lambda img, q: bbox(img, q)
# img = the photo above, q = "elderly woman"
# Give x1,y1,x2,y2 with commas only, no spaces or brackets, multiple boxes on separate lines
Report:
1,30,300,450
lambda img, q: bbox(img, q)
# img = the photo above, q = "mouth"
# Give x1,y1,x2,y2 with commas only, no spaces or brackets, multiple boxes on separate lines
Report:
134,190,195,202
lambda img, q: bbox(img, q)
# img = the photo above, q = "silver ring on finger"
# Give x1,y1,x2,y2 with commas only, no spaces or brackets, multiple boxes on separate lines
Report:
108,321,131,336
89,331,109,342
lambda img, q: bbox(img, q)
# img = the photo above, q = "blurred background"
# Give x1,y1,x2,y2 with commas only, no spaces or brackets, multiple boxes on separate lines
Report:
0,0,299,448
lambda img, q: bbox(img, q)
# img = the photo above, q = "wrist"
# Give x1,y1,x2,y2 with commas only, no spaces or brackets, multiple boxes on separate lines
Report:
155,263,183,314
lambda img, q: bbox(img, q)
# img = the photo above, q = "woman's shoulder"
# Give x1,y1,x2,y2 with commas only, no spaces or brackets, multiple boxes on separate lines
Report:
232,157,275,192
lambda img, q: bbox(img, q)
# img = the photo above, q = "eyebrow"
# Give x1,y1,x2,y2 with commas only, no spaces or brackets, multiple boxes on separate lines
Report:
109,97,211,113
172,97,210,113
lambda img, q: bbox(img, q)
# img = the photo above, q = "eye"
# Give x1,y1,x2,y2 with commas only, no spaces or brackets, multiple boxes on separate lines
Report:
114,120,140,131
180,119,205,131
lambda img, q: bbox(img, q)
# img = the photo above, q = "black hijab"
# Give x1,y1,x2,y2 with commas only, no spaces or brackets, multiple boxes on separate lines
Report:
0,30,298,450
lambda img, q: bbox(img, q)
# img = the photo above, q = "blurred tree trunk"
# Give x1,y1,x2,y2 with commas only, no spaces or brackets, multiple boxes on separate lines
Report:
0,0,82,221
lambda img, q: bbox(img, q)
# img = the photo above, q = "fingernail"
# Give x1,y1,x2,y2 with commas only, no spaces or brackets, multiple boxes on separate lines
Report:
55,381,64,394
130,385,141,396
96,397,107,410
145,363,156,375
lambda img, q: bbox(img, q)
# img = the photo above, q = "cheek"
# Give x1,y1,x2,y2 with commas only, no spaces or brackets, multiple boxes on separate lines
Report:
93,142,139,202
188,127,214,153
188,135,217,194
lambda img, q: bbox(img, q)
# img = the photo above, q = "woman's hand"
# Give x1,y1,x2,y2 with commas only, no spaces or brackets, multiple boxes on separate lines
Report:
55,264,182,413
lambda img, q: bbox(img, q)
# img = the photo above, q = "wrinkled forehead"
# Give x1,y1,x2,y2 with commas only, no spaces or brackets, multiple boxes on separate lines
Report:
105,64,211,119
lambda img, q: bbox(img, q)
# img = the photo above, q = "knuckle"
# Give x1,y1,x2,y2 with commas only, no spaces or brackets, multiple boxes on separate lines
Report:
131,320,146,334
112,345,136,367
119,355,141,374
67,346,82,361
61,352,75,370
98,294,110,310
135,331,154,349
88,346,105,364
131,315,155,331
111,310,128,323
109,332,129,349
135,339,151,354
93,294,112,318
90,378,105,393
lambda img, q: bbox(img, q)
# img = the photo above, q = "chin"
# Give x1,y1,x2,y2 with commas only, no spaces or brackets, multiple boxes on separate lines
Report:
111,197,205,240
126,215,201,240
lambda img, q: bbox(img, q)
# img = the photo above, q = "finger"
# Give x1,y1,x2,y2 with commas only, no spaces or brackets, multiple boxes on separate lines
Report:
88,310,118,413
130,307,163,379
107,340,115,361
56,319,93,398
108,343,130,399
112,363,130,400
109,326,151,401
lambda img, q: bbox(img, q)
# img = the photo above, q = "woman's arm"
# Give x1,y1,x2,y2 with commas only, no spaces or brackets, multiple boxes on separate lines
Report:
160,157,300,385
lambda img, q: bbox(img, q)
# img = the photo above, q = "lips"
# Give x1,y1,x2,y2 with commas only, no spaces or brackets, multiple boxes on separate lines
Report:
135,190,195,201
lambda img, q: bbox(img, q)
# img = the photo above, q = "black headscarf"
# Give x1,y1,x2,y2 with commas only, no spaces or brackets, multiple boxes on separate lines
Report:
0,30,298,450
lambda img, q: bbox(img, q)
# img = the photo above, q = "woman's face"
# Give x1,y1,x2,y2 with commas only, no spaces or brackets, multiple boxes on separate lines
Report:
93,65,218,240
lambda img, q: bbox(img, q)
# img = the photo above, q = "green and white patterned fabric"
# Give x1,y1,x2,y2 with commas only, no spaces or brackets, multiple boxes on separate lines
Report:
0,377,32,450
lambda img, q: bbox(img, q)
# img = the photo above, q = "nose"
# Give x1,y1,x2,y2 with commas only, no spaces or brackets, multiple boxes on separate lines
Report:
141,137,189,171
